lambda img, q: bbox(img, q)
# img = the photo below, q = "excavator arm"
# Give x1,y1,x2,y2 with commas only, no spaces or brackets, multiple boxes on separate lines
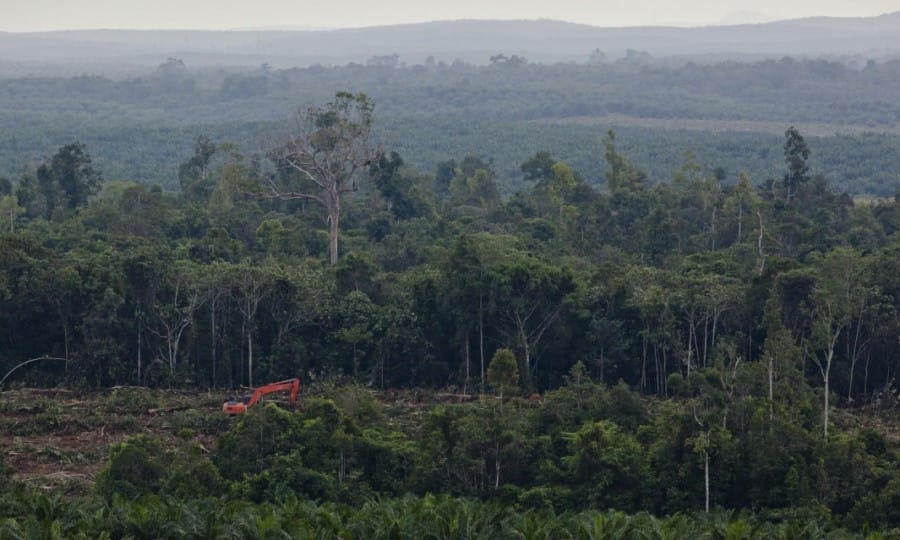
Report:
223,378,301,415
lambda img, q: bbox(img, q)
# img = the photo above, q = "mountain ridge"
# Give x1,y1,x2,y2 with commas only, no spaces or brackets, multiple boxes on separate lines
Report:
1,14,898,76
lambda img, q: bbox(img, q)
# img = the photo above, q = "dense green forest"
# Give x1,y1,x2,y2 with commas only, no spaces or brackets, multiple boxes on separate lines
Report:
6,84,900,534
3,57,900,195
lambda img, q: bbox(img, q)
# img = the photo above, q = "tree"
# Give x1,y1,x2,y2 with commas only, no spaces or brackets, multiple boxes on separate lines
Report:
563,420,647,511
448,158,501,212
0,194,24,232
178,136,219,204
336,291,378,379
443,235,493,394
77,286,128,387
520,151,556,184
759,297,804,425
145,260,206,384
268,92,382,265
603,131,646,194
95,435,168,499
229,261,271,388
782,126,810,202
805,247,871,440
588,48,608,65
720,172,762,247
35,142,102,218
548,162,578,229
671,152,722,252
486,253,574,386
434,159,457,199
487,348,519,398
369,151,432,222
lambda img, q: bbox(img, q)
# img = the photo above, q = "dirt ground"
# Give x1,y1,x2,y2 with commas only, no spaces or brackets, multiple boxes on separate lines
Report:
0,386,467,494
0,388,233,494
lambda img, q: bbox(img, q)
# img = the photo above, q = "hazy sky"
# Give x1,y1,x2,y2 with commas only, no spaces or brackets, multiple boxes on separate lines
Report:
2,0,898,32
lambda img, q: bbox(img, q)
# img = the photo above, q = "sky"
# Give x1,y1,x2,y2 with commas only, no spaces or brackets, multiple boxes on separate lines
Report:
1,0,898,32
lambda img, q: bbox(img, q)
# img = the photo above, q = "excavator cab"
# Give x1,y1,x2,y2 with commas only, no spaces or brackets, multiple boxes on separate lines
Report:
222,397,249,415
222,394,253,415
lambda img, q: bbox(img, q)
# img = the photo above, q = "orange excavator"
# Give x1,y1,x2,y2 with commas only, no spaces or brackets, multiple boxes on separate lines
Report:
222,378,301,415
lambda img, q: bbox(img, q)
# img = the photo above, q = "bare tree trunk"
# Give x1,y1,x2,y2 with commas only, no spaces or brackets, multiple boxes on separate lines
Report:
864,348,871,400
662,347,668,397
137,319,142,387
824,358,830,440
463,333,470,395
518,321,531,379
225,311,232,388
654,346,661,396
847,307,865,403
210,302,217,388
701,316,709,368
814,332,839,441
494,440,501,489
685,314,694,377
479,296,485,395
599,346,606,384
823,327,840,440
63,324,69,373
711,310,720,363
328,192,340,266
247,331,254,388
757,211,766,275
768,352,774,425
641,336,648,393
704,442,710,513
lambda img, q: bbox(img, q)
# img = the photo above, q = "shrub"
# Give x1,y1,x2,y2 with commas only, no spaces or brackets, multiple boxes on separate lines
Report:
95,435,168,499
487,348,519,397
164,447,225,499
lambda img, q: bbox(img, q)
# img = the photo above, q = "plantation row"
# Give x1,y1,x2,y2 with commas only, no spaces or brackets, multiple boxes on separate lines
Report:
0,493,889,539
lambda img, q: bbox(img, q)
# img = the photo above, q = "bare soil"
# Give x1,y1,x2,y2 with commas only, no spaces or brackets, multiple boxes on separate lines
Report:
0,388,231,494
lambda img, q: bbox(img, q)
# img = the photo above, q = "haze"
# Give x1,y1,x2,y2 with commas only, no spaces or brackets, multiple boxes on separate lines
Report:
2,0,899,32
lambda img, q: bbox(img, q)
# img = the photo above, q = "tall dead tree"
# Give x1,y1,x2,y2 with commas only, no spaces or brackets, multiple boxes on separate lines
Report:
268,92,381,265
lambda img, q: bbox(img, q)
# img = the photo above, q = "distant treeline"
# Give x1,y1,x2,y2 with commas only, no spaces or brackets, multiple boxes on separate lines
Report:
2,57,900,195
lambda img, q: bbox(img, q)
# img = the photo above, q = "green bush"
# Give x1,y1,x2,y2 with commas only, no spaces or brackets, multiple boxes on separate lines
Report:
247,451,338,502
95,435,168,499
518,486,573,512
213,403,303,481
170,408,231,436
487,348,519,396
103,388,160,413
163,448,225,499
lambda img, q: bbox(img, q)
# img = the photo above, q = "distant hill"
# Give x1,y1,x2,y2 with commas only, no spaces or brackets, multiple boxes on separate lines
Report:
1,14,899,76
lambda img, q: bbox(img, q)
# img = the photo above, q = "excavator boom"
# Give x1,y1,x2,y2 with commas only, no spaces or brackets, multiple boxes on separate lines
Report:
223,378,301,415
